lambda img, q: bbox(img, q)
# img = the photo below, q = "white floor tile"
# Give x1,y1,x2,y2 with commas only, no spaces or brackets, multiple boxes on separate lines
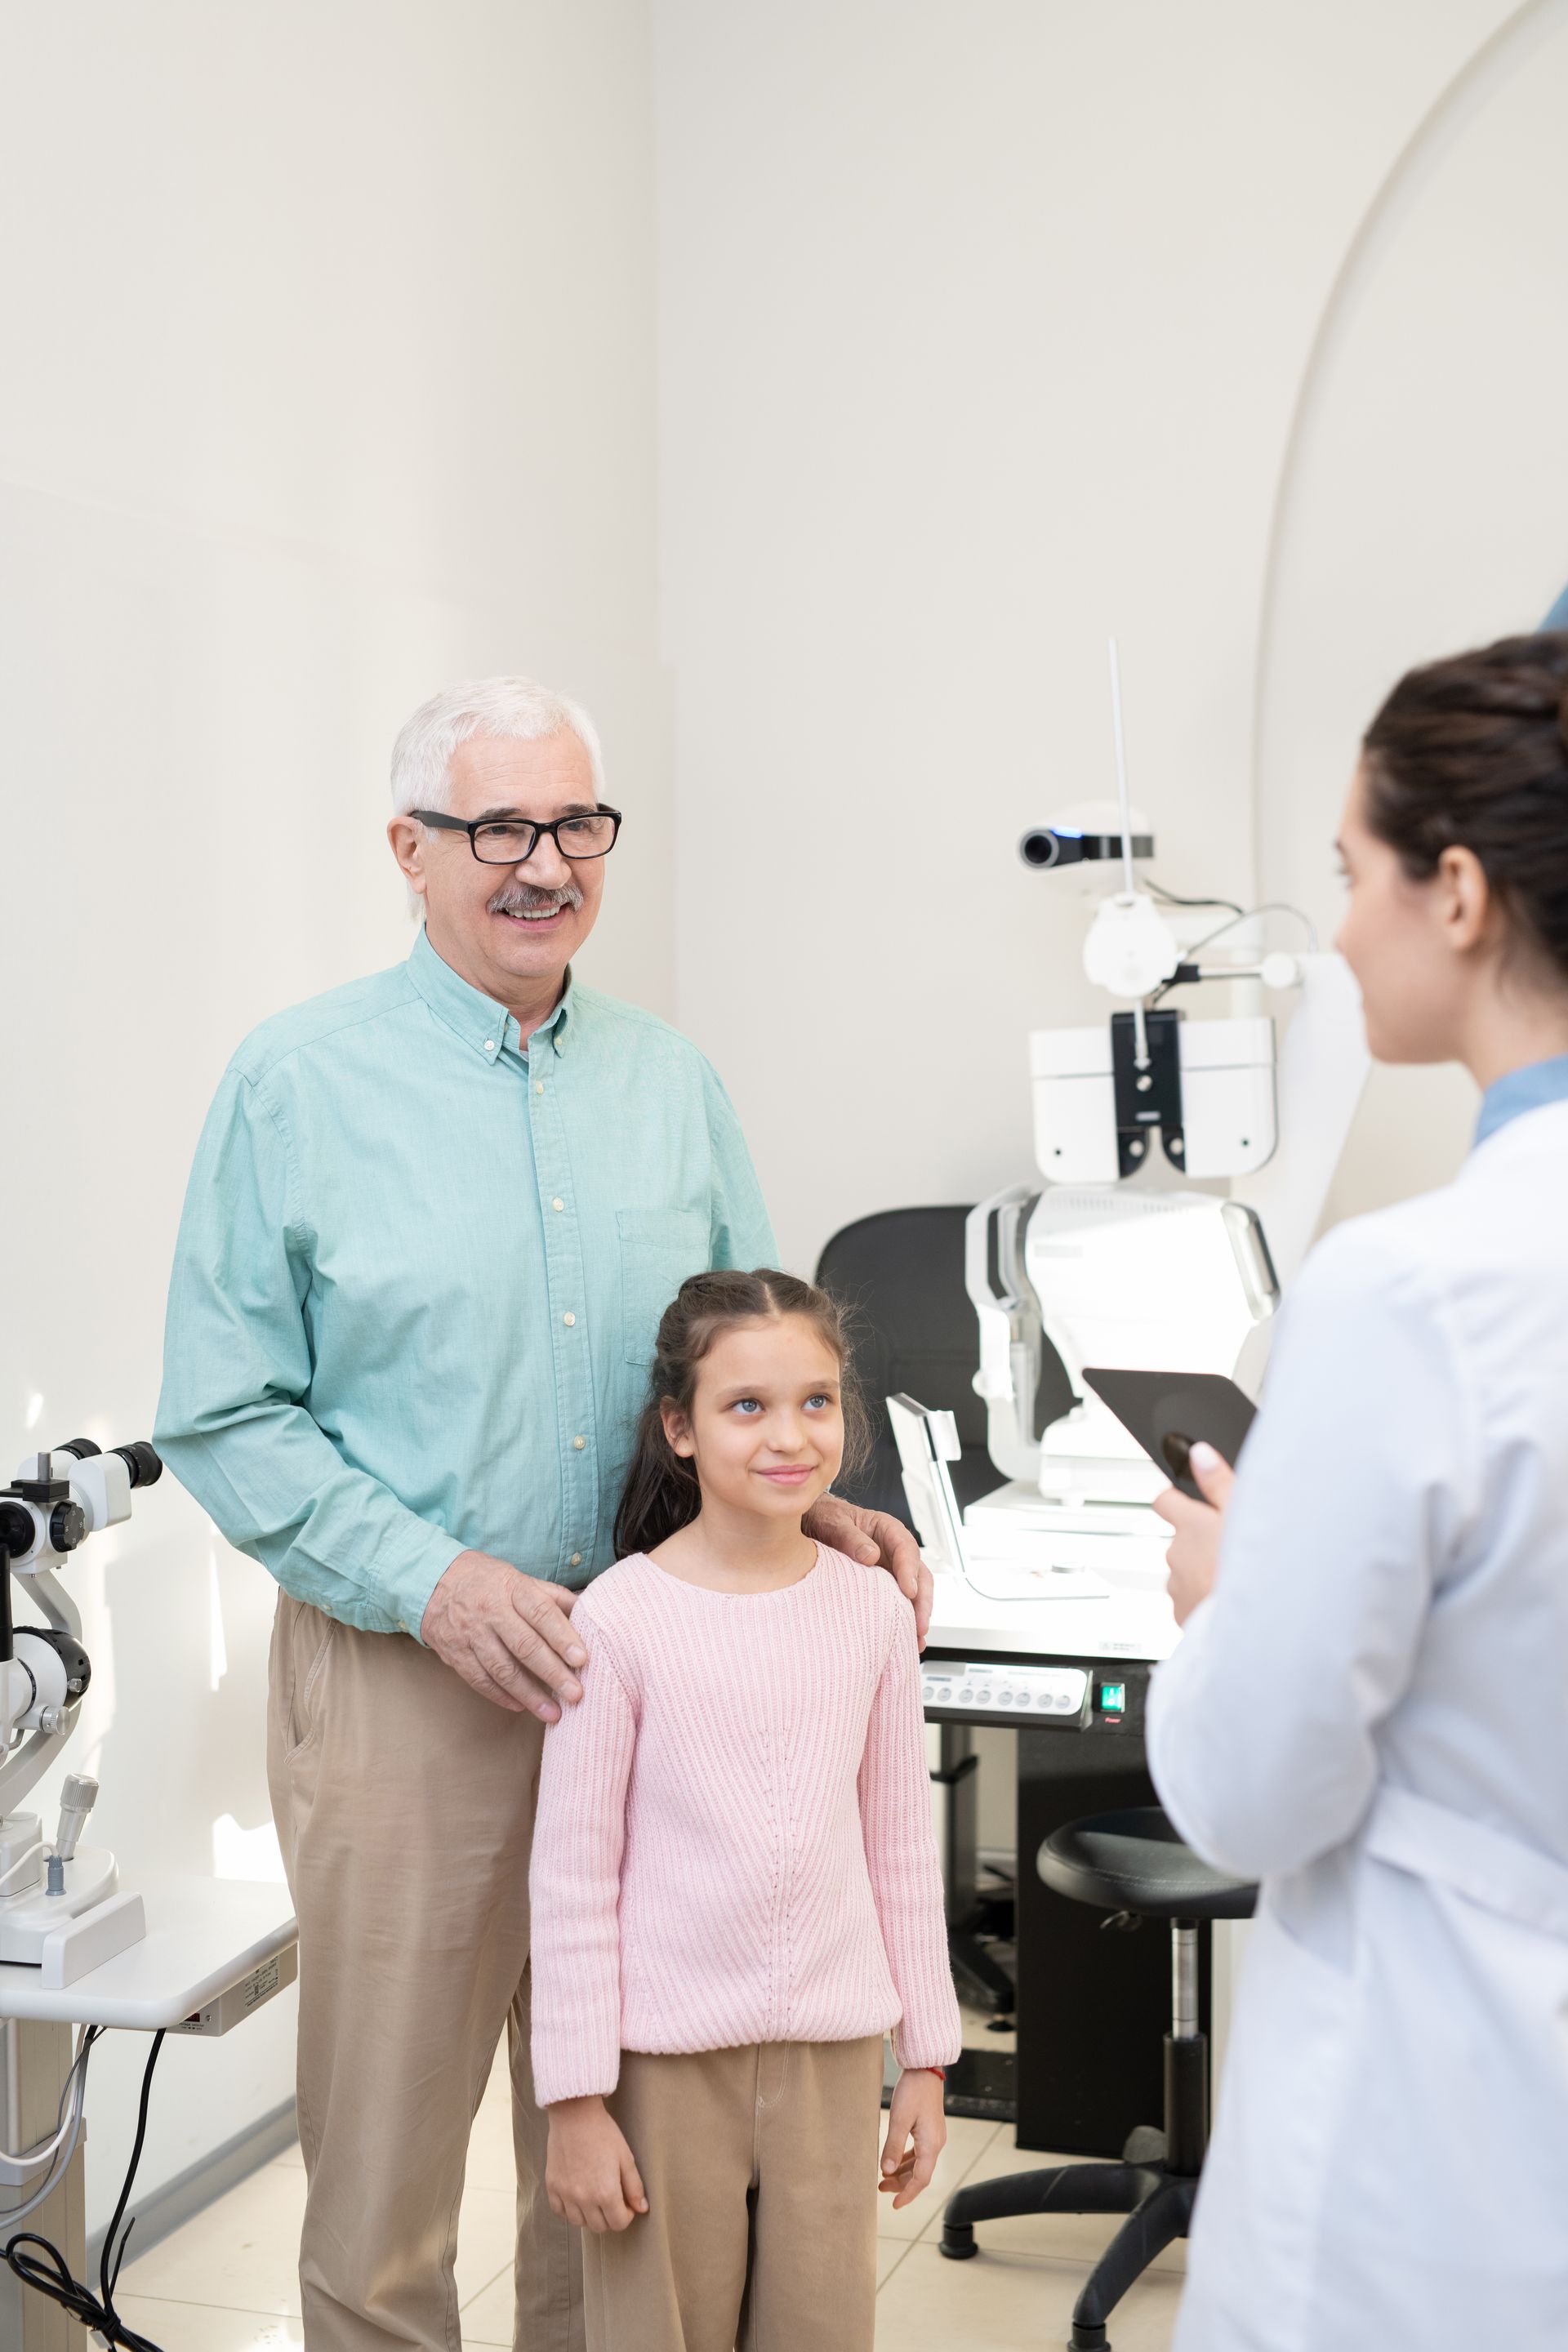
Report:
461,2264,514,2345
874,2239,1181,2350
116,2154,513,2321
877,2236,914,2287
483,2040,514,2109
118,2161,307,2315
112,2298,305,2350
454,2181,518,2308
465,2086,520,2194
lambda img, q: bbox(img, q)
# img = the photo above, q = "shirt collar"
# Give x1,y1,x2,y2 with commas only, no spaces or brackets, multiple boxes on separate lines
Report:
1473,1051,1568,1149
407,926,572,1063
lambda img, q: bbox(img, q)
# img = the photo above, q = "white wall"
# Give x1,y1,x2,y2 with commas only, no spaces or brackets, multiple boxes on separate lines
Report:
1257,0,1568,1220
655,0,1530,1274
0,0,666,2229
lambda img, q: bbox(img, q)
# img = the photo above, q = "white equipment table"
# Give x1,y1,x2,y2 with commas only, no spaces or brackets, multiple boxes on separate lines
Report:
916,1490,1240,2152
0,1878,298,2352
923,1477,1178,1688
0,1877,297,2032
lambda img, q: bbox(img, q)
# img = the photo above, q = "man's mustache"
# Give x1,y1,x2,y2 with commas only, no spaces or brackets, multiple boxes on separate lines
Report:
488,881,586,915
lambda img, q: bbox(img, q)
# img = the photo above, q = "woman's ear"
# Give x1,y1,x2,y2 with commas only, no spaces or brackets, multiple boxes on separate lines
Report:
661,1399,695,1461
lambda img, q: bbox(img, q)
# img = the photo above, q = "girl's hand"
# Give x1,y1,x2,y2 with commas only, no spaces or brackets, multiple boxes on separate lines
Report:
1151,1443,1236,1626
545,2096,648,2233
879,2068,947,2211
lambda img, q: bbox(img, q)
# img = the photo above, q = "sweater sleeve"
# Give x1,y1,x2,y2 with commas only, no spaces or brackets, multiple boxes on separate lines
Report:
858,1601,962,2070
528,1620,638,2105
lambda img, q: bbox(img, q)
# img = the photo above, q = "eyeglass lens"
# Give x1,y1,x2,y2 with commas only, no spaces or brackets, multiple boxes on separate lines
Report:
472,813,617,863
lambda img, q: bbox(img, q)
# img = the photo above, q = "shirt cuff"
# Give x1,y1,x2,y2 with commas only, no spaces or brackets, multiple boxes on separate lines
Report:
382,1525,470,1642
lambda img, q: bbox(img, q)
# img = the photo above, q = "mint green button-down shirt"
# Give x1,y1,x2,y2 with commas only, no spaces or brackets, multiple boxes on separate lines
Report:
155,929,776,1639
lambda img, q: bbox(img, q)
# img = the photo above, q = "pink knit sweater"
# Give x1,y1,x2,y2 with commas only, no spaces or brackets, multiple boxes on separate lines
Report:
528,1544,962,2106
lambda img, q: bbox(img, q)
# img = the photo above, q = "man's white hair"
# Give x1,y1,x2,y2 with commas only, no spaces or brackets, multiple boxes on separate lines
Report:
390,675,607,817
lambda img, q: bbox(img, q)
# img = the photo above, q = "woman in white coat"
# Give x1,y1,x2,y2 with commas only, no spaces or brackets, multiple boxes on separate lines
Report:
1148,630,1568,2352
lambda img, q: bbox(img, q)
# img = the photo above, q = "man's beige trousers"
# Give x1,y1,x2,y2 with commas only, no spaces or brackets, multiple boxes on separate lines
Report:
268,1595,584,2352
586,2039,883,2352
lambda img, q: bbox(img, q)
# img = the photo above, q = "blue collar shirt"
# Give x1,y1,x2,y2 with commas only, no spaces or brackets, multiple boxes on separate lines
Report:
1473,1051,1568,1150
156,929,776,1638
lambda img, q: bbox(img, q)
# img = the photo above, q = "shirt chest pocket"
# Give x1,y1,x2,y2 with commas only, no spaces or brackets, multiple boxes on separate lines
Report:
617,1208,710,1366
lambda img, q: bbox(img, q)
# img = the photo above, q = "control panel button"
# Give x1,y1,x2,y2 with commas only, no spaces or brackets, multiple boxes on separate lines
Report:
920,1662,1094,1726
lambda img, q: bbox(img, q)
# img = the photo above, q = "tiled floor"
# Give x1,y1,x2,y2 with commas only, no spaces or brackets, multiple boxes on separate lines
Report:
115,2042,1183,2350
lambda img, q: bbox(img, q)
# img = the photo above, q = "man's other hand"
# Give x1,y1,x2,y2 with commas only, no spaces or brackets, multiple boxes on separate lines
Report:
804,1495,933,1648
421,1551,588,1717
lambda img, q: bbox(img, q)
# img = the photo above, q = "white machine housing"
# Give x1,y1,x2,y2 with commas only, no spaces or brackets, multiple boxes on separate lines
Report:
1031,1017,1278,1185
969,714,1370,1505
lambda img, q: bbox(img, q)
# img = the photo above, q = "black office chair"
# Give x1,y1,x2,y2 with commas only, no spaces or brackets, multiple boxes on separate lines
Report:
816,1206,1015,2013
815,1205,1004,1524
940,1806,1257,2352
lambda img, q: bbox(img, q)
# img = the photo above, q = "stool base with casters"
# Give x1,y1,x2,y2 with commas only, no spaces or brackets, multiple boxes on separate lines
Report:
939,1807,1255,2352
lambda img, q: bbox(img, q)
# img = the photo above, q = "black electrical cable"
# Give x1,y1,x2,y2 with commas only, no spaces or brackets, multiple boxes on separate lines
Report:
101,2028,167,2320
2,2029,168,2350
1146,880,1245,916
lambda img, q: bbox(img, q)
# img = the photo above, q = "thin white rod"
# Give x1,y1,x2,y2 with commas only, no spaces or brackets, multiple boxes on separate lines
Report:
1107,635,1136,897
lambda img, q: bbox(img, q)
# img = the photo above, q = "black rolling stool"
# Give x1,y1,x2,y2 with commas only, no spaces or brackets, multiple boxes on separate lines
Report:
940,1807,1257,2351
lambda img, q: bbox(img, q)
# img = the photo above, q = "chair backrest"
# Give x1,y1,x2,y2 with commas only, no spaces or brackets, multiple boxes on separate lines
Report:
815,1206,998,1526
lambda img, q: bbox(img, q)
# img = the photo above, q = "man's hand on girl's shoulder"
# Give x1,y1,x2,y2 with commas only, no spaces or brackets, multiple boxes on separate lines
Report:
803,1496,933,1647
545,2095,649,2233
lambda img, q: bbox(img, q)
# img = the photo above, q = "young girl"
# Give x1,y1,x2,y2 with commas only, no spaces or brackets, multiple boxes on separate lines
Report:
528,1268,960,2352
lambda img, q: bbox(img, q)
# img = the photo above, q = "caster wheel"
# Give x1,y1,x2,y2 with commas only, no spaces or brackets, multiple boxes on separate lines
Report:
938,2227,977,2260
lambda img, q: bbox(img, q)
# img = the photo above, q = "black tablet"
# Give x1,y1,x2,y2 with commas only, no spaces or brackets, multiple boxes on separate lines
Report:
1080,1367,1257,1500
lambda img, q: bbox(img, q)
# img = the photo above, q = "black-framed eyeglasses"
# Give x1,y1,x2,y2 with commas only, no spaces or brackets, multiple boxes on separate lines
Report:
412,806,623,866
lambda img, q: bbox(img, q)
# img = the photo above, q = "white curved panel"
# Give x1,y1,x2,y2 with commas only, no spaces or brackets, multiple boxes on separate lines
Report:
1255,0,1568,1213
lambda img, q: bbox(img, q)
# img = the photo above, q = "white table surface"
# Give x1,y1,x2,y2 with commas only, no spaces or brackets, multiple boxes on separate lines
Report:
0,1873,297,2029
926,1563,1177,1664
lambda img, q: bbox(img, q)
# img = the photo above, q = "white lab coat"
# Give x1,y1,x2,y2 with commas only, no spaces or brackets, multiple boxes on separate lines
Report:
1148,1098,1568,2352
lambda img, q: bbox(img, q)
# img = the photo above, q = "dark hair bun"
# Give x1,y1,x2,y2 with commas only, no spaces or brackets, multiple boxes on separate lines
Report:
1362,631,1568,987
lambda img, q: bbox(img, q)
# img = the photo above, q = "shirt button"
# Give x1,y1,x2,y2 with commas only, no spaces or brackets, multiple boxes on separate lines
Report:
563,1312,576,1327
569,1553,583,1569
483,1039,496,1053
551,1197,564,1212
535,1080,545,1095
572,1435,586,1450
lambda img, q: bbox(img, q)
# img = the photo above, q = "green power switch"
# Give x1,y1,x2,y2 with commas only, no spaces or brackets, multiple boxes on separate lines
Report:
1099,1681,1127,1717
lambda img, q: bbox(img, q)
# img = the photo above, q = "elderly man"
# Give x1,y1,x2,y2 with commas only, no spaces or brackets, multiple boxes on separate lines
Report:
156,677,927,2352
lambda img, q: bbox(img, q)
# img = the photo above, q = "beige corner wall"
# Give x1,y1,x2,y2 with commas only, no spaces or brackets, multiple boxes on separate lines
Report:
0,0,667,2230
656,0,1544,1273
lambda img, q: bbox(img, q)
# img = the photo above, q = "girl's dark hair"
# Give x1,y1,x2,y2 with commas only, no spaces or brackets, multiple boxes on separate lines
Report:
1361,630,1568,984
613,1267,871,1559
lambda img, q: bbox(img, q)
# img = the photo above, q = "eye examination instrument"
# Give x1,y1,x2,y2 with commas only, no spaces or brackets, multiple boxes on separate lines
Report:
898,644,1370,2149
0,1439,298,2350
